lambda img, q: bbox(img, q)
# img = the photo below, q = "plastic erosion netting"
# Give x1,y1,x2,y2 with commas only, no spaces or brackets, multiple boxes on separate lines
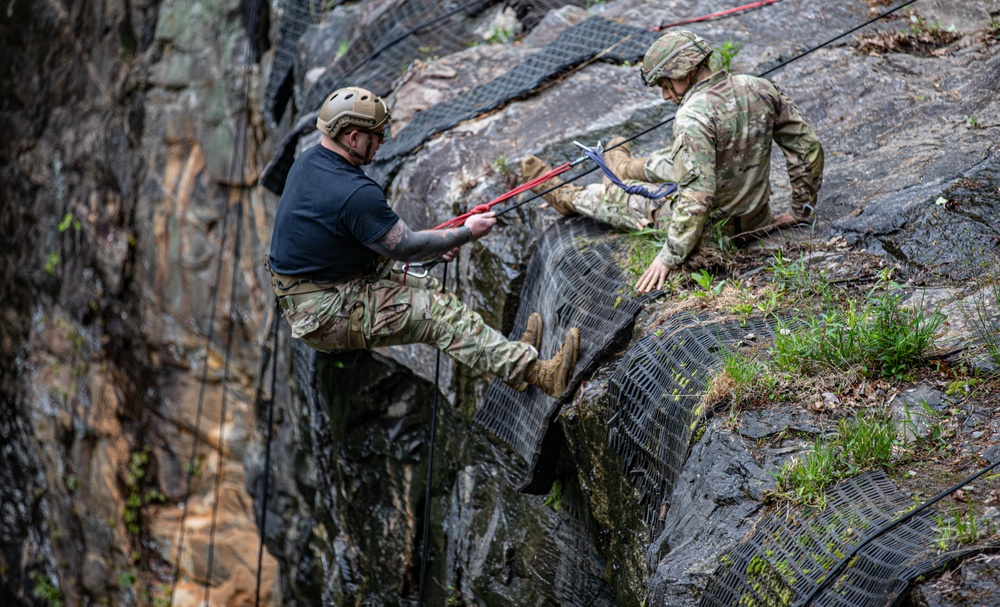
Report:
695,469,985,607
607,314,779,539
261,9,658,194
474,217,656,493
263,0,569,128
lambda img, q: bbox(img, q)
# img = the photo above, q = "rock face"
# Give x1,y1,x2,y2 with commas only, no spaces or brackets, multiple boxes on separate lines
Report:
3,0,1000,606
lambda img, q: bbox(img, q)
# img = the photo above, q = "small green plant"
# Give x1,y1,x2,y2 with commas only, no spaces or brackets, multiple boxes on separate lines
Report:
965,115,982,129
771,270,943,379
989,19,1000,39
30,571,63,607
769,250,832,302
623,228,667,282
772,413,896,507
543,479,563,510
492,154,509,175
335,39,350,59
123,447,165,535
711,38,741,72
484,26,512,45
934,500,981,550
58,212,80,233
969,278,1000,368
717,346,776,407
691,268,725,297
44,252,60,275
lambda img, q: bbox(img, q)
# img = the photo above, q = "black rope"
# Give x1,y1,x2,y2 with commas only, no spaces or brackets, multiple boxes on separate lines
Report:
168,0,260,600
795,456,1000,607
255,299,280,606
168,156,230,607
204,198,244,604
494,0,921,218
417,262,448,605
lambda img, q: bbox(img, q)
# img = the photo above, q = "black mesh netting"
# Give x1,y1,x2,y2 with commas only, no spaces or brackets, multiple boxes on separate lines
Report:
363,16,660,187
607,314,780,538
696,469,983,607
261,14,659,194
474,216,656,493
263,0,513,126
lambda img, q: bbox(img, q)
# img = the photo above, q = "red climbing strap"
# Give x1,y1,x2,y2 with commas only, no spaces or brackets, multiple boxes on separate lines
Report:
433,161,574,230
654,0,782,31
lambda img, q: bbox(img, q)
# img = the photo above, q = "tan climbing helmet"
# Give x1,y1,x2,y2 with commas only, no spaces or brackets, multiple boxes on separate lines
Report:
640,30,714,87
315,87,391,138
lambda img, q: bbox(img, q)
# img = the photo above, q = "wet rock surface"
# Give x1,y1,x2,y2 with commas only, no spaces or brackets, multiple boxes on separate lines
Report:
4,0,1000,605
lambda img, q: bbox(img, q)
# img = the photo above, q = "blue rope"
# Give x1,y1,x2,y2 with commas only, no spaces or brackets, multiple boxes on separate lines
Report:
575,142,678,200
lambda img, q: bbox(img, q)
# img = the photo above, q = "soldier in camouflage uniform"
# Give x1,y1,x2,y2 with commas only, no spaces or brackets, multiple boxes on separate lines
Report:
522,30,824,293
268,86,579,397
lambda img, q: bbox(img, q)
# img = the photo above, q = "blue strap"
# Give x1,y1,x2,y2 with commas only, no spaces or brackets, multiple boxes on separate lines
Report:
576,142,678,200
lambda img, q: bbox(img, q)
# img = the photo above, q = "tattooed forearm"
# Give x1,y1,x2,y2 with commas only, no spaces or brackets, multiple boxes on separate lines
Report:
368,219,471,262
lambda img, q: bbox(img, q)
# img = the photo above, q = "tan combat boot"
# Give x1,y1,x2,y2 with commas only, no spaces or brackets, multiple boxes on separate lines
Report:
520,156,581,216
520,312,543,352
525,327,580,398
510,313,544,392
605,137,648,181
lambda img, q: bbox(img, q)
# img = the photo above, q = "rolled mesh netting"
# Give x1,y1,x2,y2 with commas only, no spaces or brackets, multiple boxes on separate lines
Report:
697,469,985,607
474,216,656,493
607,314,779,538
261,14,659,194
364,17,660,187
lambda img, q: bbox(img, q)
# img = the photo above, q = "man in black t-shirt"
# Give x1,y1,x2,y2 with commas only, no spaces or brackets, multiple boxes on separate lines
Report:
268,86,579,398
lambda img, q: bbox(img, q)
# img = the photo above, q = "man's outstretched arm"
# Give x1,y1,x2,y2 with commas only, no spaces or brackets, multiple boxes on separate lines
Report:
367,213,496,262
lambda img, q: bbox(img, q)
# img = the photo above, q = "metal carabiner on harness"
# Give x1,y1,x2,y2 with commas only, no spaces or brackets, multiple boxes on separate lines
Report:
402,258,445,279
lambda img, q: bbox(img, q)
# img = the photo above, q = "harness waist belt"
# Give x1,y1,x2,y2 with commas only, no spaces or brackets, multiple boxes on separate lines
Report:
265,255,387,297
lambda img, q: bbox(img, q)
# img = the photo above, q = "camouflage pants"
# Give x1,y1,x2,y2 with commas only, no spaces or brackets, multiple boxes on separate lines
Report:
278,267,537,384
573,179,772,239
573,180,676,232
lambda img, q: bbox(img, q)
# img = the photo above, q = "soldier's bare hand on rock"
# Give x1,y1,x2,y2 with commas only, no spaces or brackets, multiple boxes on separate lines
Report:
636,257,671,293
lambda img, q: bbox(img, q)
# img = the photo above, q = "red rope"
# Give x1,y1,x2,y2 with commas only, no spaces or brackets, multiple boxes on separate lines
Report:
433,161,573,230
654,0,782,31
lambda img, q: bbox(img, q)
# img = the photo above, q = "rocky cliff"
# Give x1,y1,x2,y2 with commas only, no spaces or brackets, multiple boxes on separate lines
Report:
2,0,1000,606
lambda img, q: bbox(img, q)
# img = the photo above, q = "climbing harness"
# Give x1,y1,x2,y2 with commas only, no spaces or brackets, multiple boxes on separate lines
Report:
573,140,678,200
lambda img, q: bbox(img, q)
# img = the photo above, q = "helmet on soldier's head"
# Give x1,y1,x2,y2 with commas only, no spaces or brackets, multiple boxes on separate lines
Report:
316,87,391,138
640,31,714,87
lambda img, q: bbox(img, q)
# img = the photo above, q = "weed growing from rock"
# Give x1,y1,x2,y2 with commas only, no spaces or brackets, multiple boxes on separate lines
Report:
771,270,944,380
770,412,897,508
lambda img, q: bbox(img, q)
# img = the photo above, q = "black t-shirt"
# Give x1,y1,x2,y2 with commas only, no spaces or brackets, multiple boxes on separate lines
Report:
268,145,399,280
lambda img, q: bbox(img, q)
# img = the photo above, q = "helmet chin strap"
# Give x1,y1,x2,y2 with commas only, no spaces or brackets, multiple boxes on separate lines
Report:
332,132,375,164
673,64,709,104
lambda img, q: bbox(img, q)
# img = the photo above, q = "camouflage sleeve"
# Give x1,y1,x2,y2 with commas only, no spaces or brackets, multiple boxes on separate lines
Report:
772,85,824,219
644,148,674,183
656,118,715,268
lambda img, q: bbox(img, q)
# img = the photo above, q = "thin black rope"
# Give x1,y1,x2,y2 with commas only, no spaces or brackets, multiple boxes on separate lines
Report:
168,153,230,607
795,456,1000,607
204,197,244,605
256,299,280,606
168,0,259,599
494,0,920,218
417,262,448,606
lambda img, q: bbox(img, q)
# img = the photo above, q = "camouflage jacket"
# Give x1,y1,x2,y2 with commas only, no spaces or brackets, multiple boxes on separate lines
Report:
643,70,825,267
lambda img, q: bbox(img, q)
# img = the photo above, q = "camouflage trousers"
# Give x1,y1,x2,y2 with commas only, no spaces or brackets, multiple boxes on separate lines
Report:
277,267,537,384
573,179,772,239
573,180,675,232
